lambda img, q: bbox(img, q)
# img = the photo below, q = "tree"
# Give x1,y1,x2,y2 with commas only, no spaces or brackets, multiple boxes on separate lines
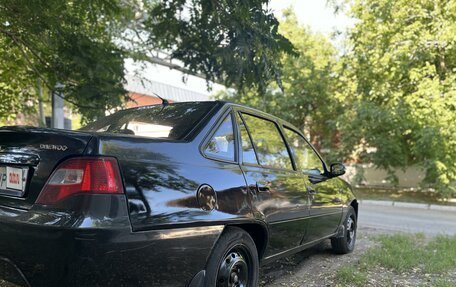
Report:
217,9,339,158
336,0,456,196
0,0,294,122
0,37,37,123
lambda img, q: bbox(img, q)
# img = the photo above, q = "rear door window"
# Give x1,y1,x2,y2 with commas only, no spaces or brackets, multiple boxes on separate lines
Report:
283,127,323,174
204,114,235,161
241,113,292,170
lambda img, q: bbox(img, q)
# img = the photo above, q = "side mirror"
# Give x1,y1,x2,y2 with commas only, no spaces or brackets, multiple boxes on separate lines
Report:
329,163,346,177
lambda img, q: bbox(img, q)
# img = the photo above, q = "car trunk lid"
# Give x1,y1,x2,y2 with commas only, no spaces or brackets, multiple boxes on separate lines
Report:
0,126,92,210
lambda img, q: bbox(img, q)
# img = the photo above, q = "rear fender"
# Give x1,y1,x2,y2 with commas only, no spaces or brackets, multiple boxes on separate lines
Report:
188,220,269,287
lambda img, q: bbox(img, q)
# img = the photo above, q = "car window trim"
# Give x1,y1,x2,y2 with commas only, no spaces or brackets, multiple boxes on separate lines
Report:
200,108,238,164
282,124,329,175
238,111,295,172
236,112,261,166
239,161,302,174
276,123,299,172
183,102,222,141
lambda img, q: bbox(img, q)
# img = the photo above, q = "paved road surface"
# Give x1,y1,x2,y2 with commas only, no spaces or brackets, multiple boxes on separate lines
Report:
359,202,456,235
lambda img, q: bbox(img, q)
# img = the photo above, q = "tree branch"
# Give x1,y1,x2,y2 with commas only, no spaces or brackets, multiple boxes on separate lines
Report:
0,28,50,69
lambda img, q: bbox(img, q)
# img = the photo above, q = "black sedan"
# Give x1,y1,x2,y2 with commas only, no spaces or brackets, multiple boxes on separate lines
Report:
0,101,357,287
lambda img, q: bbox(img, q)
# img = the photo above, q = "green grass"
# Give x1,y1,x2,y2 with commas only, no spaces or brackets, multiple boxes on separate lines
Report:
335,233,456,286
424,235,456,273
335,266,368,286
361,233,427,272
354,187,456,206
431,279,456,287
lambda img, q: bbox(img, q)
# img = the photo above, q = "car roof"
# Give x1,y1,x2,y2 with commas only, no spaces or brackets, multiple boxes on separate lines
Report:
119,100,303,135
220,101,303,134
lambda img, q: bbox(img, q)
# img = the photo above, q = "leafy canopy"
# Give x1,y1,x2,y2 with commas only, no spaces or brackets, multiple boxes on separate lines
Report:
0,0,294,121
217,9,339,155
220,2,456,196
336,0,456,194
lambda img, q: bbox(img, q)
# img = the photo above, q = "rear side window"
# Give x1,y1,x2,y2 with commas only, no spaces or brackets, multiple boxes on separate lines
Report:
283,127,323,173
80,102,215,140
204,114,235,161
241,113,292,170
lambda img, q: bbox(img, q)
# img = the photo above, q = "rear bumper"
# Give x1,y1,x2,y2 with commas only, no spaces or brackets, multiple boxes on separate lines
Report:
0,203,222,287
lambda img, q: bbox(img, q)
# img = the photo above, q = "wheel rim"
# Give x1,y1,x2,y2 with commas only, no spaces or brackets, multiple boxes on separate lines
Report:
346,215,356,247
217,245,250,287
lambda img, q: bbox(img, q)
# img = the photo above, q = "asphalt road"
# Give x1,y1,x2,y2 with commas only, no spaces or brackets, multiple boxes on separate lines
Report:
359,202,456,235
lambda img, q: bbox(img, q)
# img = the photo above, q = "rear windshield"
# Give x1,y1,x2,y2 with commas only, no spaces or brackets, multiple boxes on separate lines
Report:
80,102,215,140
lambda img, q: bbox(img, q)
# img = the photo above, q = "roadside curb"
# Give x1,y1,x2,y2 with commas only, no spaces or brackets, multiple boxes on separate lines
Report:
359,199,456,212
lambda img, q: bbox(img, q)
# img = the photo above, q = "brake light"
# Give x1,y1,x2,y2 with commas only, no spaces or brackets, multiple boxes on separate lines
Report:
36,157,123,205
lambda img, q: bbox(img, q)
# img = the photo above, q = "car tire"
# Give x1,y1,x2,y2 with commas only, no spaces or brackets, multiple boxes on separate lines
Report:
331,206,357,254
205,226,259,287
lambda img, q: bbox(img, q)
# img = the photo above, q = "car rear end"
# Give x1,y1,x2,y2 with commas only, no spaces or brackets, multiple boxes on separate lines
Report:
0,127,131,286
0,102,226,286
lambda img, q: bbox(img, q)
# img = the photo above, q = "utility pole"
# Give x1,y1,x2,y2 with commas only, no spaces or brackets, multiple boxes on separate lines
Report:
36,80,46,127
51,83,64,129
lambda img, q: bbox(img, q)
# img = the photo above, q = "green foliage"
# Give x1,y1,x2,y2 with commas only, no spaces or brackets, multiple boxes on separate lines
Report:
336,0,456,196
0,0,293,122
146,0,295,93
0,38,36,123
217,9,339,158
217,1,455,196
0,0,129,122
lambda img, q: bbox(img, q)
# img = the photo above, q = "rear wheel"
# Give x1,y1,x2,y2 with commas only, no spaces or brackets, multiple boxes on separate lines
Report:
205,227,259,287
331,206,357,254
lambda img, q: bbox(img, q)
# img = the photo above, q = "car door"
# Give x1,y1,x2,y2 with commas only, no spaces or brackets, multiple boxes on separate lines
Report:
306,176,344,242
235,111,309,258
282,126,343,242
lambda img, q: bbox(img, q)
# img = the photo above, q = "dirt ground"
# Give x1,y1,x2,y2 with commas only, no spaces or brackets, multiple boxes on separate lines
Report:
260,226,381,287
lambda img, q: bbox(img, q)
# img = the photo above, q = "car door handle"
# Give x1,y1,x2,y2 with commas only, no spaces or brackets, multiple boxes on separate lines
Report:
308,174,327,184
256,182,271,193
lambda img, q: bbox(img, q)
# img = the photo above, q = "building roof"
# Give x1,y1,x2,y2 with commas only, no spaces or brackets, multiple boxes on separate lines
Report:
125,75,211,102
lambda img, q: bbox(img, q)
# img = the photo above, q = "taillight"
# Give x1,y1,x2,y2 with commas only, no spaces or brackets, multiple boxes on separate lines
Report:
36,157,123,205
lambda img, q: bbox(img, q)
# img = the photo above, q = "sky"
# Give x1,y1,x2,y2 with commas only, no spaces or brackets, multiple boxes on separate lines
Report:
269,0,353,35
126,0,354,96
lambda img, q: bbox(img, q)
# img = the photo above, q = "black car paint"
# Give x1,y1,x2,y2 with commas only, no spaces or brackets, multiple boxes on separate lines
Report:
0,101,357,286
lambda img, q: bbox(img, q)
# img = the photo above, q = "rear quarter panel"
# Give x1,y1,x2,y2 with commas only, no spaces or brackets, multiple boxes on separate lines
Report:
97,136,252,230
